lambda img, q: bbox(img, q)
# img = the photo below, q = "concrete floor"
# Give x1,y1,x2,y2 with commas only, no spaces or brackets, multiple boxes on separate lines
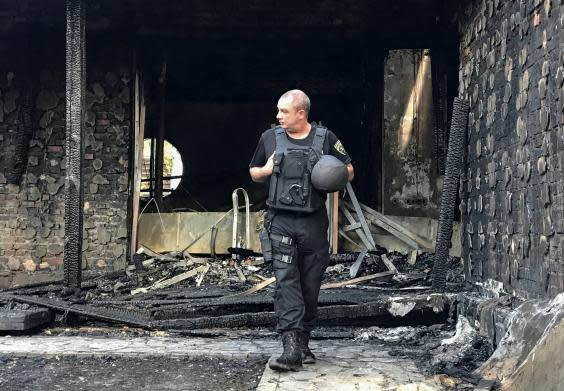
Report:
0,335,447,390
258,350,443,391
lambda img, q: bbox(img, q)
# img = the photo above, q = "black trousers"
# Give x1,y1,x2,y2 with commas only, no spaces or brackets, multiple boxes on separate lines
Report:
265,207,329,333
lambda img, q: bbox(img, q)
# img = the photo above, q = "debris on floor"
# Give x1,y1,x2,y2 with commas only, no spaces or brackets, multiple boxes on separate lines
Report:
0,244,466,336
0,243,477,389
354,317,494,390
0,302,53,331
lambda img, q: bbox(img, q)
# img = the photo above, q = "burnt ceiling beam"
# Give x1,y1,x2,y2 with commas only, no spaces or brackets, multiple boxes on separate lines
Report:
63,0,86,290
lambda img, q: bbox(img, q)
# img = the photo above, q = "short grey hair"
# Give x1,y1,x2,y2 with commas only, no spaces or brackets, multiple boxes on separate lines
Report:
280,89,310,115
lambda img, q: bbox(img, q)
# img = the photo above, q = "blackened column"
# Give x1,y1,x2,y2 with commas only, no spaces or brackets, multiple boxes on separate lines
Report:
64,0,85,289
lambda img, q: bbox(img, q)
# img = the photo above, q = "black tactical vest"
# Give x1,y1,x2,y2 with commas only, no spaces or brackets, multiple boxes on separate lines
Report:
267,125,327,213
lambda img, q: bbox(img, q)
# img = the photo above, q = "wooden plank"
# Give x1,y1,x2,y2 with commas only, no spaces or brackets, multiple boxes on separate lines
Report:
354,201,433,250
349,251,367,278
234,262,246,282
345,183,376,249
195,264,210,287
130,71,145,256
138,245,177,262
228,276,276,297
338,229,364,250
131,265,207,295
345,201,421,249
343,222,362,232
320,271,396,289
0,308,53,331
380,254,398,273
339,204,374,250
331,192,339,254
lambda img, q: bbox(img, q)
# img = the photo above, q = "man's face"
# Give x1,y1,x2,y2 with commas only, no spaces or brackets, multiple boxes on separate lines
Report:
276,96,304,132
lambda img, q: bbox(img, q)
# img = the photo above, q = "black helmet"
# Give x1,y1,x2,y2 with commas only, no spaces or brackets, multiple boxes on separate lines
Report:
311,155,348,193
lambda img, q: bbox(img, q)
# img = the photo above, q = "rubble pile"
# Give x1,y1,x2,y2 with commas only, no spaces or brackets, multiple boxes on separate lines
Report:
355,318,494,390
0,189,470,331
0,245,488,389
0,245,465,333
1,246,465,301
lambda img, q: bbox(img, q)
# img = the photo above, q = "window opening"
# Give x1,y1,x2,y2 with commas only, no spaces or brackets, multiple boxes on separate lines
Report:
141,138,183,199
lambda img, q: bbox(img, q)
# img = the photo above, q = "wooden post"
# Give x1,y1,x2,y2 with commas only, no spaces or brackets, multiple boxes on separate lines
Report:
130,71,145,256
331,192,339,254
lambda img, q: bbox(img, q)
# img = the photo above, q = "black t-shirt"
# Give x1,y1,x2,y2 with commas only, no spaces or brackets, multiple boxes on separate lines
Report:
249,126,352,168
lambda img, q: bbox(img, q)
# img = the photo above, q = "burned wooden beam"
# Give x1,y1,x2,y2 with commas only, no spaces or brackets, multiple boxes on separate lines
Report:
349,251,368,278
130,265,208,296
154,295,452,330
2,294,153,329
228,276,275,297
340,203,374,250
349,201,433,250
63,0,86,290
0,308,53,331
1,289,453,331
321,270,395,289
432,98,468,291
345,183,376,249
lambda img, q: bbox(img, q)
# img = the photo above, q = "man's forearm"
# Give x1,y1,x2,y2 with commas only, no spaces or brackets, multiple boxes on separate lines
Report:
250,166,272,183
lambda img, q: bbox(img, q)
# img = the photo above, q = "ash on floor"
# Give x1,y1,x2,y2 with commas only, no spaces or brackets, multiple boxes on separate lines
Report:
0,354,265,391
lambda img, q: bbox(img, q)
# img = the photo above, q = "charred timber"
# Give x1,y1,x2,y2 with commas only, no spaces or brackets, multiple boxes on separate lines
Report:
90,288,395,311
148,296,359,320
1,294,152,329
64,0,86,290
154,298,452,330
432,98,468,291
1,292,453,331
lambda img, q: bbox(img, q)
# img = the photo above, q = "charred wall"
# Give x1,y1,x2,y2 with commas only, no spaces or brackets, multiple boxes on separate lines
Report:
458,0,563,298
0,35,131,287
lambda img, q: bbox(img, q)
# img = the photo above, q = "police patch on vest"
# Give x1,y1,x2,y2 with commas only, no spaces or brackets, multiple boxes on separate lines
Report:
334,140,347,155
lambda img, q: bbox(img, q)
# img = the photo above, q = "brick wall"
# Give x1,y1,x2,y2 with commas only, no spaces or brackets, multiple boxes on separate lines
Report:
458,0,563,298
0,42,131,287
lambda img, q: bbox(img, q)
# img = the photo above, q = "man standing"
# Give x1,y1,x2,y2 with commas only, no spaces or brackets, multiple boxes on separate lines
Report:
249,90,354,371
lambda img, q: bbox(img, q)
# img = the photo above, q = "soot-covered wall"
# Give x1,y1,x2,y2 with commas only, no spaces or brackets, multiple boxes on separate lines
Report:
0,36,131,287
458,0,563,298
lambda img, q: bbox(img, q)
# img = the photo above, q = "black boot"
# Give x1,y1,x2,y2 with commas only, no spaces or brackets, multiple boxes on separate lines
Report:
299,331,316,364
268,330,303,372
